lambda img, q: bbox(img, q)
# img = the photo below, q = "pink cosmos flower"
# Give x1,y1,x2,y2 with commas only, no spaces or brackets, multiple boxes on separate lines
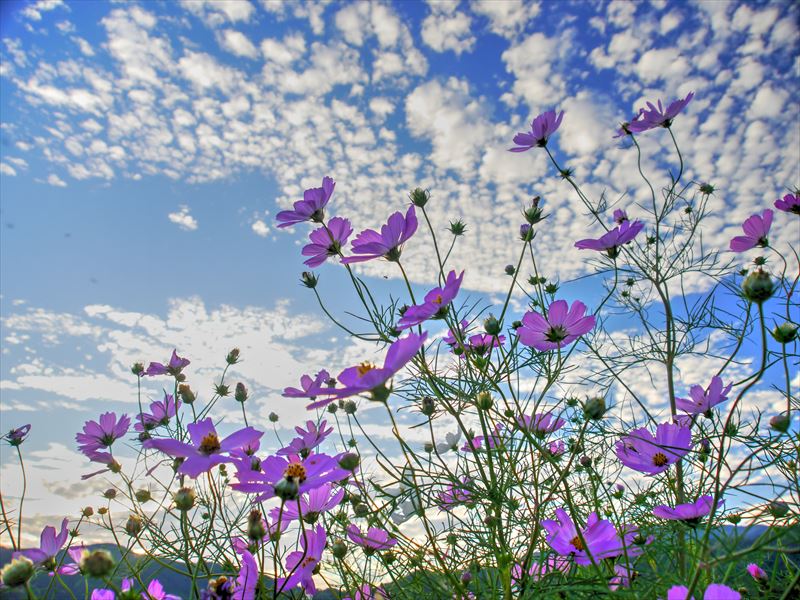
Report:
730,209,773,252
282,369,332,399
518,300,596,351
627,92,694,132
342,206,418,264
443,320,505,356
746,563,767,583
276,525,326,595
347,524,397,554
302,217,353,268
511,556,570,584
343,584,390,600
120,578,181,600
676,376,732,416
143,418,263,478
546,440,566,457
278,420,333,457
232,452,349,502
397,270,464,330
575,220,645,258
4,424,31,446
667,583,741,600
462,423,503,452
144,349,190,377
135,393,180,432
438,478,472,511
276,176,335,228
13,518,70,568
775,193,799,214
509,109,565,151
616,422,692,475
609,564,635,591
76,412,130,462
233,546,258,600
91,590,114,600
516,412,565,437
653,495,722,524
541,508,645,566
274,482,344,523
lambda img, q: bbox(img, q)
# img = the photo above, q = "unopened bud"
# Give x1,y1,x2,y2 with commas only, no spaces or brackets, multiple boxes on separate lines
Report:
742,269,775,304
344,400,357,415
331,540,347,559
504,264,516,276
214,383,230,397
178,384,196,404
353,503,369,518
80,549,114,578
134,489,151,503
103,489,117,500
226,348,240,365
269,411,279,422
483,315,501,336
768,501,789,518
771,322,798,344
338,452,360,472
235,382,248,403
125,514,143,536
423,442,434,453
274,477,300,501
583,397,606,421
131,362,144,376
409,187,430,208
448,220,467,236
301,271,319,289
420,396,435,417
770,413,791,433
82,507,94,517
174,487,196,512
0,556,34,587
247,510,267,540
476,391,493,411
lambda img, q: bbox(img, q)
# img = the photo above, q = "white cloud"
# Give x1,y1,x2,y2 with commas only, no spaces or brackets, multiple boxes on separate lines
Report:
167,205,198,230
21,0,66,21
0,162,17,176
501,32,566,107
421,4,475,55
750,86,789,119
471,0,540,39
260,33,306,64
369,97,394,119
218,29,259,59
46,173,66,187
73,37,95,56
180,0,255,26
251,219,269,237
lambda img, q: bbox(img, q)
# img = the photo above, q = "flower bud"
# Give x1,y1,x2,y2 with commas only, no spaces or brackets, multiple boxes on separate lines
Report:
234,382,248,403
420,396,435,417
771,322,798,344
80,549,115,578
226,348,240,365
583,397,606,421
544,283,559,295
523,196,544,225
327,403,338,414
133,489,150,503
423,442,434,453
383,551,395,564
98,507,108,515
274,477,300,501
331,540,347,559
520,224,534,241
103,488,117,500
742,269,775,304
579,455,592,468
476,391,493,411
446,533,458,545
484,315,501,336
268,411,279,422
131,362,145,376
699,183,715,195
125,514,143,537
768,501,789,518
178,384,196,404
448,220,467,236
504,264,516,276
409,187,430,208
247,510,267,540
0,556,34,587
300,271,318,289
769,413,791,433
461,571,472,584
82,507,94,517
353,503,369,518
338,452,360,472
344,400,357,414
726,514,741,524
174,487,196,512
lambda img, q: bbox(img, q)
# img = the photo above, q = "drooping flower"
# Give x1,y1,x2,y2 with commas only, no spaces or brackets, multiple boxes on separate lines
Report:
276,525,326,595
575,220,645,258
746,563,768,583
143,418,263,478
13,519,70,569
515,412,565,437
232,546,258,600
342,206,418,264
729,209,773,252
509,110,565,151
443,320,505,356
232,452,349,502
347,524,397,554
397,270,464,330
775,193,799,214
302,216,353,268
613,209,629,224
511,556,570,584
274,482,344,523
305,333,427,408
282,370,332,399
518,300,596,352
276,176,335,228
616,422,692,475
4,424,31,446
653,495,722,525
435,430,461,454
627,92,694,133
134,393,180,432
667,583,741,600
76,413,130,463
278,420,333,457
438,478,472,511
541,508,645,566
144,350,190,377
676,376,732,416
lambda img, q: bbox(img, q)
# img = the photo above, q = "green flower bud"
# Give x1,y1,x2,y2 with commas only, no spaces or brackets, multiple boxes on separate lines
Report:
174,487,196,512
423,442,434,453
131,362,145,376
344,400,357,415
768,501,789,518
583,397,606,421
353,503,369,518
268,411,279,422
234,382,248,403
331,540,347,559
338,452,360,472
476,391,493,411
742,269,775,304
0,557,34,587
523,196,544,225
134,489,151,503
484,315,501,336
178,384,196,404
448,219,467,236
226,348,240,365
770,413,791,433
247,510,267,540
327,403,338,414
771,322,798,344
82,507,94,517
301,271,319,289
504,264,516,276
214,383,230,397
420,396,435,417
125,514,143,536
274,477,300,502
103,488,117,500
409,187,430,207
699,182,715,195
80,549,115,578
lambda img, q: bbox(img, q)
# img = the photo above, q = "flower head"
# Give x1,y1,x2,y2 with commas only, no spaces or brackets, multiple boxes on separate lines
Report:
347,524,397,553
397,270,464,330
277,420,333,457
143,418,263,478
509,110,565,151
747,563,767,583
667,583,741,600
273,482,344,523
144,350,190,377
282,370,332,399
730,209,773,252
302,216,352,268
76,412,130,462
232,546,258,600
627,92,694,132
342,206,418,263
135,393,180,432
775,193,799,215
232,452,349,502
515,412,565,437
616,422,692,475
12,519,70,569
511,556,570,584
462,423,503,452
653,495,721,525
438,478,472,511
518,300,596,351
276,525,326,595
575,220,645,258
676,376,732,416
276,176,335,228
4,424,31,446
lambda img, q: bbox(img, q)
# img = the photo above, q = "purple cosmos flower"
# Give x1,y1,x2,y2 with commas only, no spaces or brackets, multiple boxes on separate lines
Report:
676,376,732,416
509,110,565,151
438,478,472,511
135,393,180,432
667,584,741,600
347,525,397,554
233,547,258,600
575,220,645,258
627,92,694,133
613,209,628,224
444,320,505,356
729,209,773,252
51,544,86,576
143,418,263,478
518,300,596,352
276,176,335,228
302,216,353,268
616,422,692,475
341,205,418,264
276,525,326,595
283,370,332,399
541,508,644,566
516,412,565,437
653,495,722,524
273,482,344,523
120,578,181,600
397,270,464,330
511,556,570,584
747,563,767,583
609,564,635,591
76,413,130,463
343,584,390,600
278,420,333,457
462,424,503,452
13,519,70,569
305,333,426,408
144,350,190,377
775,193,800,214
546,440,566,457
233,452,349,502
4,424,31,446
91,590,115,600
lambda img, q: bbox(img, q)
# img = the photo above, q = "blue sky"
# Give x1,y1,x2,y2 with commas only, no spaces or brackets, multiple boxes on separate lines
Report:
1,0,798,540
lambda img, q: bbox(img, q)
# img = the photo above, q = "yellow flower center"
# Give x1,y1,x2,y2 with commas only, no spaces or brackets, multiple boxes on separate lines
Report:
284,462,307,483
571,535,585,551
652,452,669,467
356,362,376,377
432,294,444,305
199,433,221,455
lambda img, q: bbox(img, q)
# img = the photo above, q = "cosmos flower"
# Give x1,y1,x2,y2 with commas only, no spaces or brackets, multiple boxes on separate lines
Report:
746,563,768,583
676,376,732,416
653,496,722,524
347,525,397,554
462,424,503,452
233,547,258,600
729,209,773,252
282,370,332,399
435,430,461,454
134,393,180,432
277,420,333,457
143,418,263,478
613,209,628,224
546,440,566,457
276,176,335,228
397,270,464,330
627,92,694,132
13,519,70,568
616,422,692,475
575,220,645,258
90,590,115,600
76,412,130,462
342,206,418,264
4,424,31,446
509,110,565,151
120,578,181,600
343,584,390,600
144,350,190,377
774,193,799,214
667,583,741,600
276,525,326,595
511,556,570,584
517,300,596,351
609,564,635,591
438,478,472,511
232,453,349,502
273,482,344,523
515,412,566,437
302,216,353,268
541,508,645,566
305,333,427,408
